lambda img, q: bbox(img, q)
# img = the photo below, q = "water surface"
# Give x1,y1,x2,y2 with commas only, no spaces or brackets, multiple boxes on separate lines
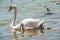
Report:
0,0,60,40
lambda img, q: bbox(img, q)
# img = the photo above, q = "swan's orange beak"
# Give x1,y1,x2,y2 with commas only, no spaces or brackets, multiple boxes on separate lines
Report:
8,6,12,12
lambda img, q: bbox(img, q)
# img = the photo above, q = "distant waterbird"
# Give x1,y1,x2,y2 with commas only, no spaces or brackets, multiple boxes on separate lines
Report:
52,0,60,5
43,4,54,15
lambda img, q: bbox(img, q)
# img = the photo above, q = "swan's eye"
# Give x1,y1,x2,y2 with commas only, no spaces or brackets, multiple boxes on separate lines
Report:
8,6,12,12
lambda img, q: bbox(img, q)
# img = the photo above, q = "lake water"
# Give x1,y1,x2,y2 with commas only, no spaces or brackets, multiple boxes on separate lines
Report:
0,0,60,40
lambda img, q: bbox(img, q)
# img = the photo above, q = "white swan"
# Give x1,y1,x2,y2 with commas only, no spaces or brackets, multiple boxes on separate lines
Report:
8,3,51,40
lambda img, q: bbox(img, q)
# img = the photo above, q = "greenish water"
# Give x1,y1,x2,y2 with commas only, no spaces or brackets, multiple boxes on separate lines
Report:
0,0,60,40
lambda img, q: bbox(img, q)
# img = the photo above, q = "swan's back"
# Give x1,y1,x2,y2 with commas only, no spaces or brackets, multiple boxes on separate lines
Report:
21,18,40,27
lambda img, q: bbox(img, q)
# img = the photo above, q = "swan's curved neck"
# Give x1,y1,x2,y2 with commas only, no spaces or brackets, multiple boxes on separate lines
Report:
12,7,17,26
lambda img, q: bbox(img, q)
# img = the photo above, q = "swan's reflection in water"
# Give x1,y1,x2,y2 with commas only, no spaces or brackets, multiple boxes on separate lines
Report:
14,26,51,40
22,29,44,37
14,28,44,40
21,26,51,37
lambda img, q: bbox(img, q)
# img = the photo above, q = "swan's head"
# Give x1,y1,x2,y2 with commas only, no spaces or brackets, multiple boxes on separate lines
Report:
8,4,16,12
44,26,51,30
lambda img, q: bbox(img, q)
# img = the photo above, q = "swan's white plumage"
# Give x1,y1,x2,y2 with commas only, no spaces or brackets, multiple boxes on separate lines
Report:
10,18,41,31
21,18,40,28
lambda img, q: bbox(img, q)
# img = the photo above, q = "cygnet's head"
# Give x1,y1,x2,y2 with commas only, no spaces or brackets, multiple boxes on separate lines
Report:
44,26,51,30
